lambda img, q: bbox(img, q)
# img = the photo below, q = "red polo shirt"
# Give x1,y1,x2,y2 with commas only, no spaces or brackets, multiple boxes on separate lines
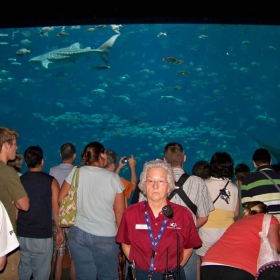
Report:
116,200,202,273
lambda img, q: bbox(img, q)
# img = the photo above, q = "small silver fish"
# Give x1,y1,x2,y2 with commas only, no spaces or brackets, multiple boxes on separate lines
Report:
16,48,31,55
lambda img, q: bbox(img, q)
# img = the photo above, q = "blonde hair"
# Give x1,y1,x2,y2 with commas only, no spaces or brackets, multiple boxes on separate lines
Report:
7,153,23,172
242,201,268,218
0,127,18,152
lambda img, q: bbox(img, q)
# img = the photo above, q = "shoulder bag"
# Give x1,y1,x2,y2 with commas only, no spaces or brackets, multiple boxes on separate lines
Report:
58,166,80,227
256,214,280,279
213,180,230,204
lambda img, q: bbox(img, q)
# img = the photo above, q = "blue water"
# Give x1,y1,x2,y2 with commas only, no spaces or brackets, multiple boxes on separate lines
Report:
1,23,279,178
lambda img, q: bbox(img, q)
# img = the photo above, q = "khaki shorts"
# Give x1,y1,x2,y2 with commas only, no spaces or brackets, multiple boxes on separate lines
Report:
0,248,20,280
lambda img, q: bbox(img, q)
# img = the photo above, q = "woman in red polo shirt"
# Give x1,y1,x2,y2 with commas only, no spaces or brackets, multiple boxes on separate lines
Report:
116,159,202,280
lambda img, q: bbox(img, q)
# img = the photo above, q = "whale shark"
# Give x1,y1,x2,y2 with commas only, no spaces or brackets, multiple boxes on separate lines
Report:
29,33,120,69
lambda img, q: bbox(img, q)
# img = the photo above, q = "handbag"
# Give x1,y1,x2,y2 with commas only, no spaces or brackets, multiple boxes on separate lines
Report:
256,214,280,279
58,166,80,227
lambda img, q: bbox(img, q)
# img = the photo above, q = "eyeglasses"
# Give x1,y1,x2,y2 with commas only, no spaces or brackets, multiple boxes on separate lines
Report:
145,179,168,186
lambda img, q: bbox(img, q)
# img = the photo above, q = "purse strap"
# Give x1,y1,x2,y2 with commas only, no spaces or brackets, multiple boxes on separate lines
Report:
71,166,80,189
262,214,272,236
260,171,280,193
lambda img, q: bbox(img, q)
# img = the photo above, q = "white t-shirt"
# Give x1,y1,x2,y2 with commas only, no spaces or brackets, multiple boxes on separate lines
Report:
65,166,124,236
0,201,19,257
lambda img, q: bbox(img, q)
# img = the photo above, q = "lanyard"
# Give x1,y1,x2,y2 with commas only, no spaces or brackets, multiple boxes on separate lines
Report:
144,204,168,275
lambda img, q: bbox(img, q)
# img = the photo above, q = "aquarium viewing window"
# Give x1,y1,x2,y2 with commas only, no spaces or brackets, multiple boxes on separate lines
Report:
1,17,280,175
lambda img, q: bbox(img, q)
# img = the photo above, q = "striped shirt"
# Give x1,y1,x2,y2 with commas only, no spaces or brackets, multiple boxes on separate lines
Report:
241,165,280,222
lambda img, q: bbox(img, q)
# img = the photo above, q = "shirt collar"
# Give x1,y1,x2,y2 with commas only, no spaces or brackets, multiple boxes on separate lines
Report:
257,165,273,171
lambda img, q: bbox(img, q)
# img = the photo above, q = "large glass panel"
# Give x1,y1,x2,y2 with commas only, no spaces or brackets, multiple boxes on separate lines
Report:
1,22,279,175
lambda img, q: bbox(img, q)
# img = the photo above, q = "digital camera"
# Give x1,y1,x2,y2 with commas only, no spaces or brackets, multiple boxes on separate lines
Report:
122,158,129,164
163,271,175,280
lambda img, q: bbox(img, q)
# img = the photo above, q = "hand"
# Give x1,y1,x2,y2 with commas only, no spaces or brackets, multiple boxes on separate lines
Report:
118,156,127,169
55,231,64,249
128,155,136,169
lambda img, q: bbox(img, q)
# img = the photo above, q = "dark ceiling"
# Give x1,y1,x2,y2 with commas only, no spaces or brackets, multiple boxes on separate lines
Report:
1,3,280,28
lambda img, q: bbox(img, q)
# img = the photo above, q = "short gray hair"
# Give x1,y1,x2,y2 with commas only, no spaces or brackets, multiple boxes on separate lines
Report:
138,159,176,196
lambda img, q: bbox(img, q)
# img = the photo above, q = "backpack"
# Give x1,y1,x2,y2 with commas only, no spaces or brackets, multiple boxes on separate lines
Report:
168,173,197,215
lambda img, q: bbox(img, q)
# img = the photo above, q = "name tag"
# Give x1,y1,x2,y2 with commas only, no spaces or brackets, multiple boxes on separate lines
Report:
135,224,148,230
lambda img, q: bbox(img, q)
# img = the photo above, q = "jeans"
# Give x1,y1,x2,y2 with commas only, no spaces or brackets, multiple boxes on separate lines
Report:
183,250,198,280
69,226,119,280
18,237,52,280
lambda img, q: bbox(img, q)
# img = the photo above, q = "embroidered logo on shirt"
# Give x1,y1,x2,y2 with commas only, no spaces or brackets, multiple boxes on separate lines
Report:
167,222,181,230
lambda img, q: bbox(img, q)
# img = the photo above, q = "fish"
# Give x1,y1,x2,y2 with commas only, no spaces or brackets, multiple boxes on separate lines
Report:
29,33,120,69
113,95,134,105
86,27,95,32
162,56,177,63
173,59,184,65
157,32,167,37
91,65,110,70
16,48,31,55
160,95,185,105
57,31,70,37
38,27,54,36
177,70,189,75
21,39,32,46
198,35,208,39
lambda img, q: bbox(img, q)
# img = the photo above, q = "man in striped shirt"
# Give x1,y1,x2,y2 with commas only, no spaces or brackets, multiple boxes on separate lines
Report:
241,148,280,222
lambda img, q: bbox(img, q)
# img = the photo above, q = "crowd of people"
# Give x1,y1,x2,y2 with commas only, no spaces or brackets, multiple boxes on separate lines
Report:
0,125,280,280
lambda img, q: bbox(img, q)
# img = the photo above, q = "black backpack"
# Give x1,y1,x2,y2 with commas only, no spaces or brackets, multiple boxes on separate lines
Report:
168,173,197,215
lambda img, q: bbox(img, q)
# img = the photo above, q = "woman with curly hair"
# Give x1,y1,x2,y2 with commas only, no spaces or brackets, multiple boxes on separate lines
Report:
196,151,239,258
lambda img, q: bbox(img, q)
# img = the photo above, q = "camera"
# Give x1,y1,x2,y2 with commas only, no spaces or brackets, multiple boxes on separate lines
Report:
220,188,231,204
122,158,129,164
163,271,175,280
162,205,173,219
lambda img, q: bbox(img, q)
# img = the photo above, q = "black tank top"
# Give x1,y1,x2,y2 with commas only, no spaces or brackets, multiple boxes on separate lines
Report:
17,171,53,238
